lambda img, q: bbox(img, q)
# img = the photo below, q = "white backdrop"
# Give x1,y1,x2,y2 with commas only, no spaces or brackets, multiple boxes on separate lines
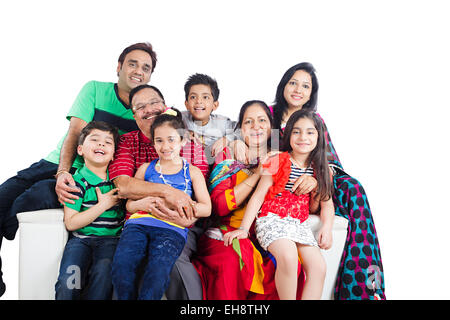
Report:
1,0,449,300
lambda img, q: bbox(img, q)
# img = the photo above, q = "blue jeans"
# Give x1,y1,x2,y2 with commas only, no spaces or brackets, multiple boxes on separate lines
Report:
111,223,186,300
55,235,118,300
0,159,75,240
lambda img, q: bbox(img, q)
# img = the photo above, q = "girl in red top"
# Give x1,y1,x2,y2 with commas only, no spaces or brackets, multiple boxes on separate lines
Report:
224,110,334,300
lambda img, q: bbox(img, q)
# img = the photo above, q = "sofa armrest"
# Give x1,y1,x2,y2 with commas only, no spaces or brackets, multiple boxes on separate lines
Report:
17,209,65,224
17,209,68,300
307,214,348,300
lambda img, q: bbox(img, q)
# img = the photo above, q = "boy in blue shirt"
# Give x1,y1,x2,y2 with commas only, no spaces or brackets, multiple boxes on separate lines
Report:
55,121,123,300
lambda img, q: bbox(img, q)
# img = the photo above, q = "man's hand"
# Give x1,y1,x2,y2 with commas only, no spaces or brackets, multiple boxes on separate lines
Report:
55,172,80,205
211,137,228,157
150,202,196,227
164,187,197,220
133,196,197,227
56,117,87,205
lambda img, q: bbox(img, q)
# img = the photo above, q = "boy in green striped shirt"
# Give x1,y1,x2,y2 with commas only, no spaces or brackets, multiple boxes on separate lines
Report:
55,121,123,300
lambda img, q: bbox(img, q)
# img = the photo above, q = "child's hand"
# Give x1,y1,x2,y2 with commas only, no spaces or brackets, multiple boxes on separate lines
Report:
149,199,194,224
317,226,333,250
188,131,203,146
223,228,248,246
95,187,120,210
292,175,317,195
230,140,249,164
211,137,228,157
135,196,166,213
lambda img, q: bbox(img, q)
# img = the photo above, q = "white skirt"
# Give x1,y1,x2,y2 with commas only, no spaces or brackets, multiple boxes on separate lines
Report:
255,212,318,251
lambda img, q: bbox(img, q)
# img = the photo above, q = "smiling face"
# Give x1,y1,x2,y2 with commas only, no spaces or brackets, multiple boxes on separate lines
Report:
240,103,272,148
283,69,313,109
77,129,115,167
153,123,184,161
117,49,153,92
289,117,318,156
184,84,219,125
131,87,166,138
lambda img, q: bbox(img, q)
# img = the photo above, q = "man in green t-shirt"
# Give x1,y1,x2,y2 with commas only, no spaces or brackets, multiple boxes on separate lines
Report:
0,42,157,296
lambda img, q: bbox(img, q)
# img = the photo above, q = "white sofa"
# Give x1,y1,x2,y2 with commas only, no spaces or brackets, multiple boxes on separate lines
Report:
17,209,348,300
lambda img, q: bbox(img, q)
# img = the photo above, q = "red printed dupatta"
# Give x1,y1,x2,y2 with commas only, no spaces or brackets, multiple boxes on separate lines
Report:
207,160,278,295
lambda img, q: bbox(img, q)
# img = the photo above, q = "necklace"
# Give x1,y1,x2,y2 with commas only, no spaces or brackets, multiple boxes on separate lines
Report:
155,158,190,194
289,153,310,170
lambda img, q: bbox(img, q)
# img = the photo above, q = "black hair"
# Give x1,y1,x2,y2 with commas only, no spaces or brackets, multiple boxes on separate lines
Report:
235,100,275,149
78,121,120,149
118,42,157,73
129,84,165,111
281,110,332,201
184,73,220,101
235,100,273,130
150,107,186,141
273,62,319,130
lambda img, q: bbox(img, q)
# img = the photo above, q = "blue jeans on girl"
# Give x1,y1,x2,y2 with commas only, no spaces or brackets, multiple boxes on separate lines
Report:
111,223,186,300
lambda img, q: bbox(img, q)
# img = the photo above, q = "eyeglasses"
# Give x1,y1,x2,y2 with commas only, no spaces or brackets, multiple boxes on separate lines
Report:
132,99,165,112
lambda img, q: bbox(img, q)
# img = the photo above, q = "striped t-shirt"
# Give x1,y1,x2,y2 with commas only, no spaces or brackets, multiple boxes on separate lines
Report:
280,161,314,195
65,164,124,238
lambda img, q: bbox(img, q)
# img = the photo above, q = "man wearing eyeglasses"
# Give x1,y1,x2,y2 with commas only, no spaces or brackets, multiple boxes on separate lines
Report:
109,84,209,300
0,42,156,296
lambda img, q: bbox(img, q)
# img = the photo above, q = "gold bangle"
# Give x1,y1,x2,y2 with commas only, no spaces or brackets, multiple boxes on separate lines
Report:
242,180,255,188
55,170,70,179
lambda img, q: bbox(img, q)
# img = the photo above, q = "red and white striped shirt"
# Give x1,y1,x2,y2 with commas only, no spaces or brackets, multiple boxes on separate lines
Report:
109,130,210,181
